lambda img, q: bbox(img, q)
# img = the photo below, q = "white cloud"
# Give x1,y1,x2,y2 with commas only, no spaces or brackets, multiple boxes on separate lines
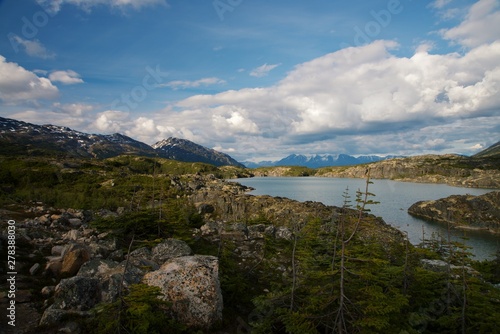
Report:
9,35,55,59
49,70,84,85
92,110,129,133
5,2,499,161
36,0,167,14
429,0,452,9
0,56,59,103
250,63,281,77
144,38,500,160
52,102,94,116
212,108,260,135
162,77,226,90
441,0,500,47
8,110,88,129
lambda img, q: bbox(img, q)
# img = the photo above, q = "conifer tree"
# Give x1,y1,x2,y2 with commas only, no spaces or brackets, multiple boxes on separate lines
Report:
334,169,377,333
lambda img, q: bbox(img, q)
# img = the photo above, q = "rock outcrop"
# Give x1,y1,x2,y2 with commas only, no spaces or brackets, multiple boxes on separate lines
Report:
0,202,225,333
190,177,337,225
39,238,221,330
408,191,500,233
143,255,223,329
317,155,500,188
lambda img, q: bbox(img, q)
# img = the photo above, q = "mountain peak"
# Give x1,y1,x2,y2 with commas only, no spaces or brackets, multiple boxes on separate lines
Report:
152,137,244,167
0,117,243,167
152,137,189,149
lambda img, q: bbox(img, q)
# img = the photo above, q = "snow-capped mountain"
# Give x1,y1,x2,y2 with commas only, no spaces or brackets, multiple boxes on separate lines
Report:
243,154,399,168
152,137,244,167
0,116,156,158
0,117,243,167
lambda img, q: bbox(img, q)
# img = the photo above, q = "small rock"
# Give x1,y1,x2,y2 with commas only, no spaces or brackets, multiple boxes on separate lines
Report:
41,285,56,297
81,228,95,237
68,218,83,228
52,245,66,257
108,249,124,261
62,230,81,241
51,214,62,221
45,258,63,277
275,226,293,240
38,215,51,225
97,232,110,239
29,263,41,275
58,321,82,334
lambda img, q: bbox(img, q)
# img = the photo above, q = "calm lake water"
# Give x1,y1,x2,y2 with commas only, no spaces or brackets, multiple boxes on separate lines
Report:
232,177,499,261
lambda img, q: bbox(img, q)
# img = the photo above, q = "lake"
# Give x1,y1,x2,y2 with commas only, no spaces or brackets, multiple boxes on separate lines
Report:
231,177,499,261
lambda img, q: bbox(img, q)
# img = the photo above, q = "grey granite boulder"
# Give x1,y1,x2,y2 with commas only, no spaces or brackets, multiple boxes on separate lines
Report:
151,239,192,264
143,255,223,329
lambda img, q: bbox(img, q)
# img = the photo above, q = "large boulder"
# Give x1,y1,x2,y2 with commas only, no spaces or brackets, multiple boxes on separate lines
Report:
51,276,101,311
39,306,91,328
126,247,160,272
151,239,192,264
142,255,223,329
77,258,143,303
61,244,91,276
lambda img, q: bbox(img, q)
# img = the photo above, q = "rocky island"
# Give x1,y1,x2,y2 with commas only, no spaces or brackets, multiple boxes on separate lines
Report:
408,191,500,234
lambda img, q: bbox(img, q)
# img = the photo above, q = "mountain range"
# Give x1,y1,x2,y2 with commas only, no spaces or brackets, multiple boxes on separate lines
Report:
2,116,497,169
242,154,401,168
0,116,243,167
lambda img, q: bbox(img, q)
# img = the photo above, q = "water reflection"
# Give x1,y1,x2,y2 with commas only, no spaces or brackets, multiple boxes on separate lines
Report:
232,177,499,260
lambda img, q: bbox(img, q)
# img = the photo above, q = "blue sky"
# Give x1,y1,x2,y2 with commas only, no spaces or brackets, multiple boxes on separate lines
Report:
0,0,499,162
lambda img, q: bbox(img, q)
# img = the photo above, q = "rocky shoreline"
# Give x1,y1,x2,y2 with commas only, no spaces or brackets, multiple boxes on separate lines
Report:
408,191,500,234
252,155,500,189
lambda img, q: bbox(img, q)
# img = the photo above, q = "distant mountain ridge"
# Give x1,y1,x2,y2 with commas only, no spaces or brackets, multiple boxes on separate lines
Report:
0,116,243,167
243,153,400,168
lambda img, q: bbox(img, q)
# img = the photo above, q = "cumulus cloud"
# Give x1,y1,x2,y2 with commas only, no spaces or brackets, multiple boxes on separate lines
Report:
5,1,498,161
250,63,281,77
0,56,58,103
162,77,226,90
52,102,94,116
441,0,500,47
212,108,260,135
142,38,500,160
9,35,55,59
36,0,167,14
92,110,130,133
49,70,84,85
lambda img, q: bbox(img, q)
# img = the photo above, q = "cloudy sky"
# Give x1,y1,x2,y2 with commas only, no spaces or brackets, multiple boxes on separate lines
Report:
0,0,499,162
